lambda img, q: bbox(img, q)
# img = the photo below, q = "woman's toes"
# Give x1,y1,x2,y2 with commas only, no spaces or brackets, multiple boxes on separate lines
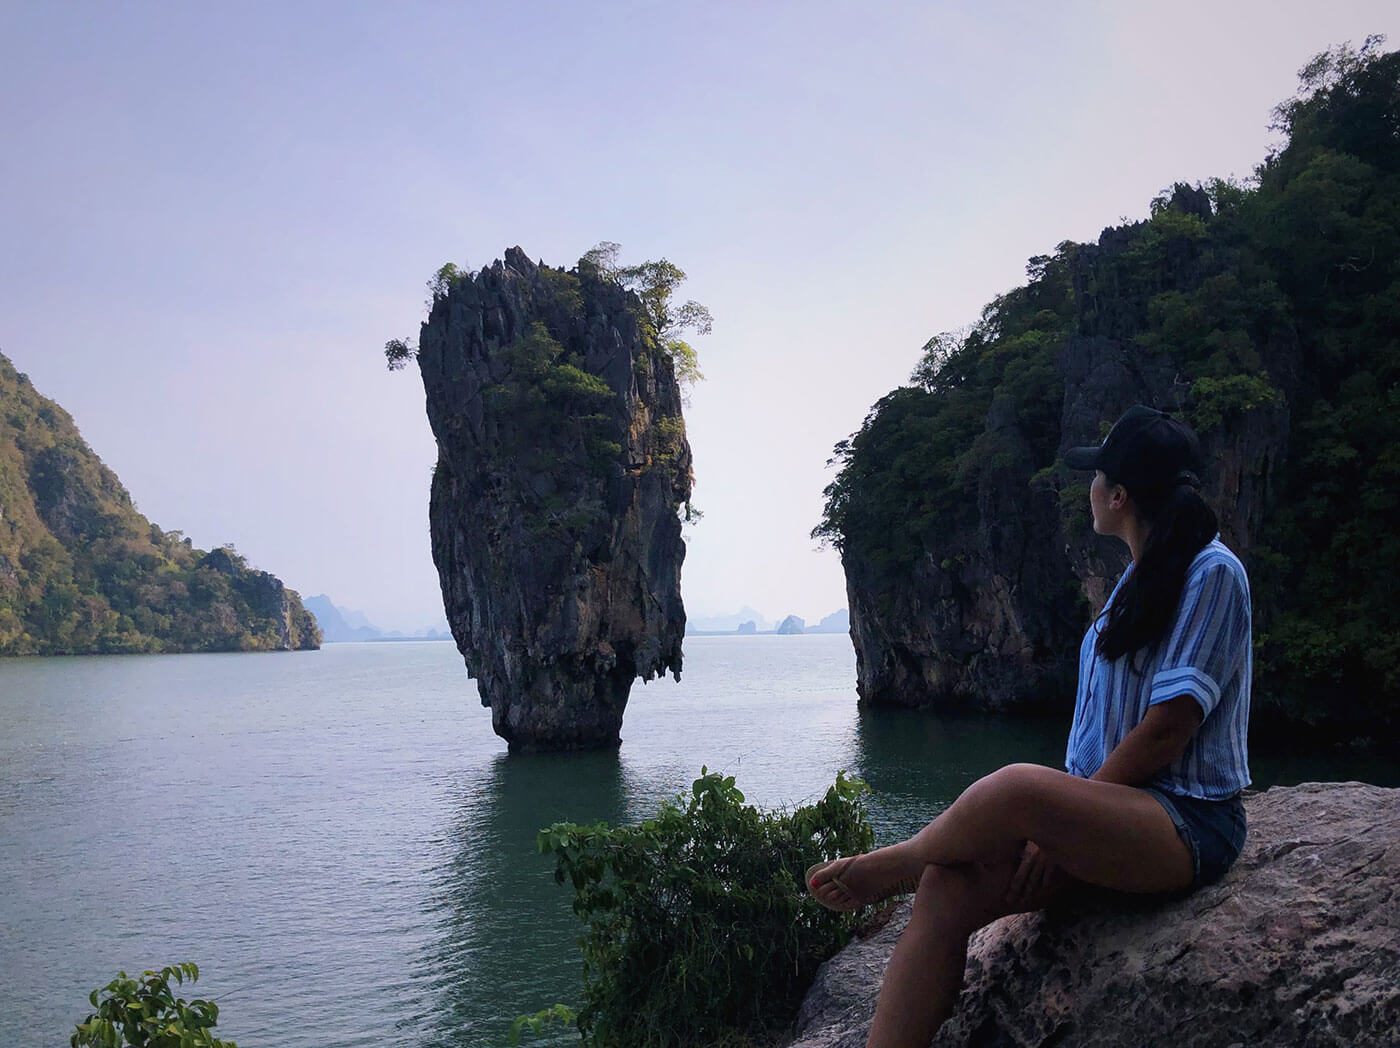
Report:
810,856,850,889
807,856,864,911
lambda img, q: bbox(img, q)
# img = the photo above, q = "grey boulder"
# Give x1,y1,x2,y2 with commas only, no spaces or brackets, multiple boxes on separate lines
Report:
787,782,1399,1048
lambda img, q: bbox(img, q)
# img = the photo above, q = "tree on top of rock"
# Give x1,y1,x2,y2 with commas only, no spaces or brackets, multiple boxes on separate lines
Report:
578,241,711,388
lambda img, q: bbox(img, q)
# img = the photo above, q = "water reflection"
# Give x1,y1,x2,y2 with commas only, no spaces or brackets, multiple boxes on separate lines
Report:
413,749,634,1047
850,703,1400,849
852,705,1067,844
1248,742,1400,790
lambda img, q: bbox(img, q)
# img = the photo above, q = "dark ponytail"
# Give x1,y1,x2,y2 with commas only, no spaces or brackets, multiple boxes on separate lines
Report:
1097,473,1218,660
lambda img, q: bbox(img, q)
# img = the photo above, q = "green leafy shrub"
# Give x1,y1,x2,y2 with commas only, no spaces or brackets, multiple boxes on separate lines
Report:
71,963,234,1048
507,1004,578,1046
482,321,624,486
1188,373,1282,431
537,769,875,1048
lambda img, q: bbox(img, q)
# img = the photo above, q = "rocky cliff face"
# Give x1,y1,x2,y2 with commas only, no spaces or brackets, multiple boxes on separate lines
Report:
416,247,691,751
844,393,1080,713
787,782,1400,1048
834,52,1400,742
842,188,1295,717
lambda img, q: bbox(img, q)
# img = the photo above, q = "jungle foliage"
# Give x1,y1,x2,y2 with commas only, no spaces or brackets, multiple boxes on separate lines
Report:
535,769,875,1048
0,354,320,655
815,39,1400,740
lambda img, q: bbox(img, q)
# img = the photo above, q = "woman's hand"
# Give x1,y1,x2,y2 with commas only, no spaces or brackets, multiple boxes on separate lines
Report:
1006,841,1060,910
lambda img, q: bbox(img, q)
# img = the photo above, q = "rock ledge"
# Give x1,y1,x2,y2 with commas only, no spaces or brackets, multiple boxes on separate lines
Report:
786,782,1399,1048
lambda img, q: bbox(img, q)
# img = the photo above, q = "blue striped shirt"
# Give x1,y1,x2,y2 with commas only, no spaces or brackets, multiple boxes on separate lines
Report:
1065,537,1252,799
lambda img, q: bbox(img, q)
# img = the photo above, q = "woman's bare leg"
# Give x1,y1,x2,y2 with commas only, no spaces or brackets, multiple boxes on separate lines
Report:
810,764,1191,909
806,766,1198,1041
866,859,1048,1048
808,765,1194,1044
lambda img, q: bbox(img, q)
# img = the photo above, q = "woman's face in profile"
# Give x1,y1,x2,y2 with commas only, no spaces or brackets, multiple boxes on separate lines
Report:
1089,470,1117,536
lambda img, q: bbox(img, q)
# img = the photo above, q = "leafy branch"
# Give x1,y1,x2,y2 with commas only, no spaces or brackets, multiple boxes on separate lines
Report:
72,963,235,1048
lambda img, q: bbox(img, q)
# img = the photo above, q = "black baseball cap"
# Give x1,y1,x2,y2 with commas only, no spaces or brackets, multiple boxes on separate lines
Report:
1065,405,1202,490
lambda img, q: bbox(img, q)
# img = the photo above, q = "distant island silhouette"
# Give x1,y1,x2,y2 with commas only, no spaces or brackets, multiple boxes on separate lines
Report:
302,595,451,643
685,608,849,636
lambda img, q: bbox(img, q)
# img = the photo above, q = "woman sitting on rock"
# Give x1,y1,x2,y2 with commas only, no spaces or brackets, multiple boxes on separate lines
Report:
807,405,1252,1048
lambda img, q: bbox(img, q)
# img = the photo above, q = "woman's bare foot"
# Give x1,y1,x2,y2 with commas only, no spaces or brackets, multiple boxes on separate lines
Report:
807,846,924,911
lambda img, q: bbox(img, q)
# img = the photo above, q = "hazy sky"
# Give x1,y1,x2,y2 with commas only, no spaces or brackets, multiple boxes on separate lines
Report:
2,1,1395,631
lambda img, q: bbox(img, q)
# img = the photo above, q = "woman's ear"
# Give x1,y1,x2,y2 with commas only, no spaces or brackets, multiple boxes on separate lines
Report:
1108,484,1129,510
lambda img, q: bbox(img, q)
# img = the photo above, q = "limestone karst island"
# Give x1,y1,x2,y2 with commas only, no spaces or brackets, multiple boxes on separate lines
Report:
391,246,700,751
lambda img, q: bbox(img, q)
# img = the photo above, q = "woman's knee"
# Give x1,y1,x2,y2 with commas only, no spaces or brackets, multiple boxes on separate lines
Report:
963,763,1052,816
910,863,1002,934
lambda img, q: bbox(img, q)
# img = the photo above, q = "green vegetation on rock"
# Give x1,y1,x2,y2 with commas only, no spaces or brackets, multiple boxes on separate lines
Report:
816,38,1400,743
482,320,625,496
536,769,875,1048
578,241,710,389
389,244,706,536
0,353,320,655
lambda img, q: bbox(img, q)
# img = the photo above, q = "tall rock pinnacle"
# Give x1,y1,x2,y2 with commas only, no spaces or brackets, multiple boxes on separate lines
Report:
415,247,693,751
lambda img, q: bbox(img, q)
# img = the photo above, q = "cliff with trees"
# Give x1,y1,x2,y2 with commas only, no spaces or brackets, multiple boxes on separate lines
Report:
398,245,702,751
0,352,320,654
815,39,1399,747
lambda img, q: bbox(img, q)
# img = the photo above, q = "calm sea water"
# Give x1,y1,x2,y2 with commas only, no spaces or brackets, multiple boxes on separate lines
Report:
2,636,1394,1047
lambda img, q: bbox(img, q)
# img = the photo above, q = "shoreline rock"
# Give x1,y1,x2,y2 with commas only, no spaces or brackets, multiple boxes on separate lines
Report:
786,782,1400,1048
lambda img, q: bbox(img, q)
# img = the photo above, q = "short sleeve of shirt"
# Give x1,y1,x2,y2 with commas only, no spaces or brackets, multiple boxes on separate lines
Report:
1148,558,1250,721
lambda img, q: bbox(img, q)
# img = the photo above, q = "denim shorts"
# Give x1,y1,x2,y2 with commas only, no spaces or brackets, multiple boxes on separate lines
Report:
1140,786,1247,889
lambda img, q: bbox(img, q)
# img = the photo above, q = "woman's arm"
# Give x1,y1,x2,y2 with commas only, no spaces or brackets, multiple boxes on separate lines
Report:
1090,694,1201,787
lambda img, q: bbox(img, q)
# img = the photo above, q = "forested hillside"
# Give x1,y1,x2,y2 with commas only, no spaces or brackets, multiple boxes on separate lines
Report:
817,40,1399,746
0,353,320,654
